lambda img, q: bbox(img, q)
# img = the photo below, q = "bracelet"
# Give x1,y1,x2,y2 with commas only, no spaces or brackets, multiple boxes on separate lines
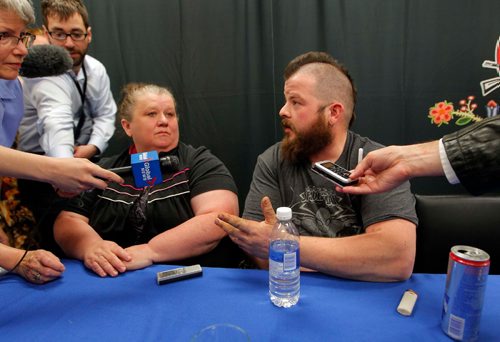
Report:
10,250,28,273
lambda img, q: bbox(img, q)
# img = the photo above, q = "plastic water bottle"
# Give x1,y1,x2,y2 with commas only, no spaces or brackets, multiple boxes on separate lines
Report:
269,207,300,308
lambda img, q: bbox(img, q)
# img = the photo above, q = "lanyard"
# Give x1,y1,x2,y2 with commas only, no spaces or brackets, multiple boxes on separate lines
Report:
72,62,87,106
73,62,88,140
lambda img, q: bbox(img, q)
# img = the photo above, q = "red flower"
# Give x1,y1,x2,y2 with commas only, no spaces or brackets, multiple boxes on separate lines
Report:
487,100,498,107
429,101,454,126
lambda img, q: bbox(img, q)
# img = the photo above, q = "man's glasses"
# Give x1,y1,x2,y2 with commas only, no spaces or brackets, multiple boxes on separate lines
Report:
48,30,88,42
0,32,35,48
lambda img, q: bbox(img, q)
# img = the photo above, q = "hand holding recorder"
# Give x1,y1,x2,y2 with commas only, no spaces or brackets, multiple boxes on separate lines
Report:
311,160,359,187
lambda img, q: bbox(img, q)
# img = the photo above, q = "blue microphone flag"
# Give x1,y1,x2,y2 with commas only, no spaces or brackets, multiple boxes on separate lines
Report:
131,151,163,187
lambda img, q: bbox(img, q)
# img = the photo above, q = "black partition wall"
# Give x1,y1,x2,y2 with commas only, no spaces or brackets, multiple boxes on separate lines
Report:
31,0,500,203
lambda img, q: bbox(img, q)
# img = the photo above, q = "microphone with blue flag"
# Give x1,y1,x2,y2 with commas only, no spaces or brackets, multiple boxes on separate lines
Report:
107,151,180,187
131,151,163,187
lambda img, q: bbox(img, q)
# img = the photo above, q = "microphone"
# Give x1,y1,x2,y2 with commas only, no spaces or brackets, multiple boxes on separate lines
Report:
19,45,73,78
109,156,180,175
108,156,179,185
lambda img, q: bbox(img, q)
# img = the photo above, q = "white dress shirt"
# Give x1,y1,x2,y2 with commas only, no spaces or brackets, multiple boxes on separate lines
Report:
18,55,116,157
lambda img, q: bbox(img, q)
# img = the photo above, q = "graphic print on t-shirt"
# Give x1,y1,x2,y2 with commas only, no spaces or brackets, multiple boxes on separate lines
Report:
289,185,362,238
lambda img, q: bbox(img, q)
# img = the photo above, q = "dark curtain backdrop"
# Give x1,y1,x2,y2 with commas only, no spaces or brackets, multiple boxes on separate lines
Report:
32,0,500,204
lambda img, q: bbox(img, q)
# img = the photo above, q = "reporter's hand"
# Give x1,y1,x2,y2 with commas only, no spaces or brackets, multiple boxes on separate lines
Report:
339,142,444,195
338,146,412,195
215,196,276,259
82,240,131,277
50,158,123,194
124,244,155,271
14,250,65,284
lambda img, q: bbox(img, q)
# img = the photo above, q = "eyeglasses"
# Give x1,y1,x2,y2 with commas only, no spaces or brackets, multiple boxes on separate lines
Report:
0,32,35,48
48,30,88,41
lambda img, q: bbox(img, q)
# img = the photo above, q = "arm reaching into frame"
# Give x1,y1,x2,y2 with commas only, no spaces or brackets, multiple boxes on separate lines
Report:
0,146,123,193
340,115,500,195
338,141,443,195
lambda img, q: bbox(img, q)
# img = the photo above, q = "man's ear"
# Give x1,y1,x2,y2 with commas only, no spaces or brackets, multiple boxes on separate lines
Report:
327,102,345,126
87,26,92,44
42,25,50,40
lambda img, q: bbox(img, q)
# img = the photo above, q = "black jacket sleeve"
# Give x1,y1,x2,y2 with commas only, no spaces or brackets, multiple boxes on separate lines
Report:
442,115,500,195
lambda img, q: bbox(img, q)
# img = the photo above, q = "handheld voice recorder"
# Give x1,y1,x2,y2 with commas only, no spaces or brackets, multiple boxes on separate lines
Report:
156,264,203,285
311,160,358,187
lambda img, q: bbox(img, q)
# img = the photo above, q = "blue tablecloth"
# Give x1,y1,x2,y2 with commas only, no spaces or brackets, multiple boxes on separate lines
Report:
1,260,499,341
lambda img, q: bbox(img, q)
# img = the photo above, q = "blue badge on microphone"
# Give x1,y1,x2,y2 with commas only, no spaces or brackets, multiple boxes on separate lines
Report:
131,151,163,187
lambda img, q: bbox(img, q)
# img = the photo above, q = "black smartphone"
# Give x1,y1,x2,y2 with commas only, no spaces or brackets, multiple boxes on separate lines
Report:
156,264,203,285
311,160,358,187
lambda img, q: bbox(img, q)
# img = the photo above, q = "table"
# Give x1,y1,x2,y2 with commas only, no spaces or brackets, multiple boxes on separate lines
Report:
1,260,499,341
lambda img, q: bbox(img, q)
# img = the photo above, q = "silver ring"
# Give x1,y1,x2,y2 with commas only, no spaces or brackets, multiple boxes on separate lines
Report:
33,271,41,281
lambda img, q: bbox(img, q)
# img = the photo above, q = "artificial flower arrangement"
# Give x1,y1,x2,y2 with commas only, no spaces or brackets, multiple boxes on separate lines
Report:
428,96,499,127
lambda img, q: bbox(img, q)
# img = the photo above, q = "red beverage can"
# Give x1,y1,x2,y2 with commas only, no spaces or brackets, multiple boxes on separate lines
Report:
441,245,490,341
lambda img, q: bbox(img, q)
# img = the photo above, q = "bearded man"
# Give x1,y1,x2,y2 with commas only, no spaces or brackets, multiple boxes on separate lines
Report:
215,51,418,282
19,0,116,160
16,0,116,254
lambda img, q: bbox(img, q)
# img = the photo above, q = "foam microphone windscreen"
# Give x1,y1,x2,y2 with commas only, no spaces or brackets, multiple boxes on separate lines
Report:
19,45,73,78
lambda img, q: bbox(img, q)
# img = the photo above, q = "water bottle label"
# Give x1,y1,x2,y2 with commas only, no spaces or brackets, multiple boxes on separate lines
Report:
283,252,297,271
270,248,284,263
269,249,298,271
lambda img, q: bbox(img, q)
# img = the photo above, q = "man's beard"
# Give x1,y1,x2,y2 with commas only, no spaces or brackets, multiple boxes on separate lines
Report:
72,52,85,68
67,47,87,69
281,114,332,164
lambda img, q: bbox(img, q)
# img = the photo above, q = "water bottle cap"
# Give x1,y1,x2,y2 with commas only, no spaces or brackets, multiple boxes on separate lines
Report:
276,207,292,220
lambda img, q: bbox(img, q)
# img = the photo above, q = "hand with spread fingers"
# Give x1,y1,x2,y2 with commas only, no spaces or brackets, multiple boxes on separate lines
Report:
215,196,277,260
13,250,65,284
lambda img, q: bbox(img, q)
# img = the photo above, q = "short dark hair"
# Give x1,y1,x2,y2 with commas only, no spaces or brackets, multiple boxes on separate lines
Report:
41,0,89,28
284,51,357,127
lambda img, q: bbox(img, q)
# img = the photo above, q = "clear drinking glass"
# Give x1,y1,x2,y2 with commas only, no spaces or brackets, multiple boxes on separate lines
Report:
190,323,250,342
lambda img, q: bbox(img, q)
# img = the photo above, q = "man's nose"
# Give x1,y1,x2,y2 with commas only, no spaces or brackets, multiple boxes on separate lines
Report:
279,103,289,118
64,37,75,49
